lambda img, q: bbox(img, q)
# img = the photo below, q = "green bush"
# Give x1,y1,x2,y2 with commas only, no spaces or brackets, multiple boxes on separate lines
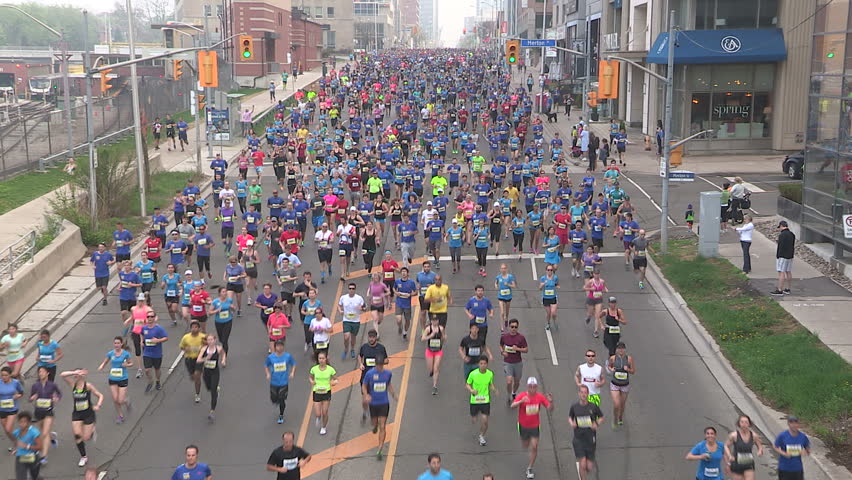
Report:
778,182,802,204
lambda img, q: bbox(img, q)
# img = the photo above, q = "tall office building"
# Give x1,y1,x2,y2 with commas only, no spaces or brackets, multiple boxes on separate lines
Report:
419,0,438,45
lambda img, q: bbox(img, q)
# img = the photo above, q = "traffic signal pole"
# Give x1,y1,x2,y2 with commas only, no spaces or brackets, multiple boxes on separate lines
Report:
126,0,147,216
83,10,98,229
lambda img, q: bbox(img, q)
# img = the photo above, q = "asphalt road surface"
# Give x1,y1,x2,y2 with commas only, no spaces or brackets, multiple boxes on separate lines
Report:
0,162,786,480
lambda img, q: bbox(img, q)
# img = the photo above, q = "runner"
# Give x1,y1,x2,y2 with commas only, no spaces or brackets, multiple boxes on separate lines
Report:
393,267,416,338
499,318,528,402
616,212,639,268
465,356,497,447
59,369,104,467
160,264,182,325
89,243,114,306
686,426,725,480
583,271,607,331
266,303,291,354
308,351,338,435
224,256,247,315
141,312,169,393
510,377,554,479
725,415,764,480
569,385,604,480
314,223,334,284
266,431,311,479
242,240,261,303
598,297,627,354
1,324,28,380
364,273,390,336
459,323,491,380
171,445,212,480
362,354,396,460
575,349,605,407
264,339,296,424
539,265,560,331
630,229,649,289
417,453,454,480
494,264,517,331
420,314,446,395
210,287,235,354
542,226,561,272
117,261,142,324
309,307,333,361
415,262,437,328
0,366,23,451
773,416,811,480
28,365,60,463
568,221,588,278
179,321,205,404
97,337,132,424
473,218,490,276
424,274,451,327
606,342,635,427
358,330,388,422
336,216,357,279
445,219,464,273
196,333,226,422
465,285,494,341
36,329,63,383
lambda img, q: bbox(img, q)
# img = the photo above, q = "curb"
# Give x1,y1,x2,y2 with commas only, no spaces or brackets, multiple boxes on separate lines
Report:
644,255,848,480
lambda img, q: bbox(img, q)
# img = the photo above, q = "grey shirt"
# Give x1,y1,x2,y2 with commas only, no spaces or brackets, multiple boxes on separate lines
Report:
177,224,196,241
277,267,298,293
631,237,649,253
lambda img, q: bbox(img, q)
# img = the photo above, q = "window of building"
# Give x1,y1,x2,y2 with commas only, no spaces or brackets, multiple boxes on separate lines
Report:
326,30,336,48
315,7,323,18
216,5,223,16
327,7,335,18
688,64,775,139
694,0,777,29
203,4,212,16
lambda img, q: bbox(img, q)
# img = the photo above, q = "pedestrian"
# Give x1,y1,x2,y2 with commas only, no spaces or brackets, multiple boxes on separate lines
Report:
526,74,533,93
773,415,811,480
729,177,747,223
171,445,212,480
655,120,664,156
564,94,573,116
510,376,554,479
685,203,695,230
269,81,276,102
417,453,453,480
772,220,795,295
736,215,754,274
266,431,311,479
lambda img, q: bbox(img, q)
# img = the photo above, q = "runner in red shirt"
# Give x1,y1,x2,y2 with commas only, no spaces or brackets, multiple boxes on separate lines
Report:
279,224,302,254
511,377,554,479
346,172,363,204
144,229,162,269
189,283,212,332
380,251,399,297
251,150,265,181
553,205,572,253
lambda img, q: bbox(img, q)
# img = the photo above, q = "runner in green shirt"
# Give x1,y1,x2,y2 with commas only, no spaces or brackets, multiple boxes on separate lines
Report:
466,356,497,446
366,171,384,197
249,181,263,212
309,351,338,435
430,169,448,197
471,152,486,175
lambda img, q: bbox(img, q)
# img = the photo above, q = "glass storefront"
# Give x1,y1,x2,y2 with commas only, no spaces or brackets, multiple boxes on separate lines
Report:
687,64,774,139
802,0,852,253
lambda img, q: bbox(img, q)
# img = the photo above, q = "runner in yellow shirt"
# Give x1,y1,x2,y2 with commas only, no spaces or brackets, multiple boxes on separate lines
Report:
424,275,452,327
178,321,206,403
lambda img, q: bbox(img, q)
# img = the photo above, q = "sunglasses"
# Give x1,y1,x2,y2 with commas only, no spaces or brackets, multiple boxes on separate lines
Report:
348,287,356,290
546,268,554,272
147,315,156,319
586,354,595,357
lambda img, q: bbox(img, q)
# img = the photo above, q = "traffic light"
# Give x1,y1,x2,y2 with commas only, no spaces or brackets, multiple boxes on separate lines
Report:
505,40,520,65
463,28,466,35
239,35,254,61
172,60,183,81
197,94,206,112
597,60,619,99
197,51,218,87
164,29,174,48
587,91,598,108
100,69,114,95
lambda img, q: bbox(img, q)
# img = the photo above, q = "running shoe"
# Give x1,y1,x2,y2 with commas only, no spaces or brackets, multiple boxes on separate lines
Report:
351,350,357,359
372,424,378,434
156,381,162,391
116,415,124,424
361,412,367,425
304,343,309,352
585,316,591,324
593,331,599,338
638,281,645,289
39,457,48,465
376,449,383,460
544,323,550,331
145,383,153,393
195,394,201,403
341,351,347,361
78,456,88,467
320,427,327,435
770,289,784,296
783,289,791,295
136,369,143,379
432,387,438,395
478,435,487,446
50,431,58,447
208,412,215,422
101,299,108,306
277,415,284,424
526,468,535,479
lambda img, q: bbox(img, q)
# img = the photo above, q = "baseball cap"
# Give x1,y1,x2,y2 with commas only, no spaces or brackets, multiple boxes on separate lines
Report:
787,415,800,422
193,280,203,286
452,218,459,224
136,293,146,301
246,240,254,246
778,220,789,227
184,269,193,275
608,296,617,303
427,201,433,205
527,377,538,386
494,202,500,207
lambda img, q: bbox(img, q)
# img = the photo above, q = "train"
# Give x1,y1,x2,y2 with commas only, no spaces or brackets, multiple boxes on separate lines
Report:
0,62,52,99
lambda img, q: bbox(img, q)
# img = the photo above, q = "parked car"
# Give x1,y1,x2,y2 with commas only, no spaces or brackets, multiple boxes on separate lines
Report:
783,150,803,179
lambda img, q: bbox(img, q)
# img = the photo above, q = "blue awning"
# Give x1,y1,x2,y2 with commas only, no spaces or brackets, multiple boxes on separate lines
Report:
646,29,786,65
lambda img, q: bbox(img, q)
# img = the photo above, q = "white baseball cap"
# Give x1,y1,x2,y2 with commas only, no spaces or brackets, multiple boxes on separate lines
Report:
185,269,193,275
527,377,538,386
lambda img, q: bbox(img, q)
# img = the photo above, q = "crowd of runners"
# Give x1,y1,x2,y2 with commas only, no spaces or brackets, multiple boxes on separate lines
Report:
0,48,813,480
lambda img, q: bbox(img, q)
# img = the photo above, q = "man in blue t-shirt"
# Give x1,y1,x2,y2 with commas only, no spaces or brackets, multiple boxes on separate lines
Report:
362,357,396,460
265,339,296,424
773,416,811,480
393,267,417,337
417,453,455,480
171,445,212,480
193,224,215,279
464,285,494,341
141,313,169,392
112,222,133,262
398,214,418,266
118,264,142,321
90,243,115,306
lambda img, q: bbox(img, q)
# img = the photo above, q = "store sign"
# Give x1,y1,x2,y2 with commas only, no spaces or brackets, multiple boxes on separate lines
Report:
720,36,742,53
713,104,750,119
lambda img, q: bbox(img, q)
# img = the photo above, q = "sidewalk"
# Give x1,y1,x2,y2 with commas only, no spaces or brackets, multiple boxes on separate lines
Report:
0,65,325,361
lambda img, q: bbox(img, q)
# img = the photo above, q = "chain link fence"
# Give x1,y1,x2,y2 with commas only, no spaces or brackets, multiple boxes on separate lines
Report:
0,60,235,179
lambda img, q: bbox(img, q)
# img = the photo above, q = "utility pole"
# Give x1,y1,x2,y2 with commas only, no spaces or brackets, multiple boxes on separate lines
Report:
203,9,213,159
660,9,675,254
195,32,203,175
126,0,147,215
83,11,97,229
59,30,73,166
583,0,591,118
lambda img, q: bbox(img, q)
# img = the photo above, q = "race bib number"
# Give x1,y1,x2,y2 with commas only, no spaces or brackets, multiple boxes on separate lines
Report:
166,289,176,297
228,276,239,283
287,238,296,245
372,296,384,304
704,467,719,478
475,316,486,324
315,386,329,393
172,248,182,254
429,339,441,348
468,347,481,357
219,311,229,319
737,453,754,466
148,247,158,254
141,272,153,280
474,395,487,403
339,249,347,256
271,328,283,336
75,400,89,411
315,341,328,349
576,415,593,428
372,382,387,392
145,339,156,346
345,312,357,320
204,360,217,369
593,291,603,299
19,453,36,464
637,250,646,257
110,368,124,378
246,262,255,268
197,238,207,246
585,265,594,272
623,229,632,236
786,444,803,457
222,216,232,222
120,281,130,289
192,305,203,313
39,355,52,363
319,241,328,248
613,371,628,381
273,362,287,372
265,307,274,315
525,404,540,415
0,399,13,409
504,345,515,353
365,358,376,367
608,326,621,334
499,289,510,296
116,241,124,247
544,289,555,296
384,271,394,279
247,216,254,223
36,398,52,408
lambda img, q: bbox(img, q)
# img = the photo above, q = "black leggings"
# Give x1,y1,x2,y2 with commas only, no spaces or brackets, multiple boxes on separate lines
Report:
303,323,313,346
476,247,488,267
215,321,232,354
513,232,525,251
363,249,376,271
16,457,41,480
197,255,211,272
238,197,247,214
203,369,220,410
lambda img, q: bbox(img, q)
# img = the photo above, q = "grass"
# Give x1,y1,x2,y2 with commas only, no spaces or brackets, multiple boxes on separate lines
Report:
227,87,265,97
778,182,802,204
654,238,852,448
0,162,70,215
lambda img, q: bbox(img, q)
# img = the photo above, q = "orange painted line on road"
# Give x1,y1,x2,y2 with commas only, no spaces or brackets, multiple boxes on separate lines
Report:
331,351,408,394
345,256,428,281
302,424,395,479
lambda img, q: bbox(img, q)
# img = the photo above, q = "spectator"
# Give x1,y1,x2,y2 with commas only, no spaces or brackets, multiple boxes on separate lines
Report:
772,220,795,296
729,177,747,224
735,214,754,274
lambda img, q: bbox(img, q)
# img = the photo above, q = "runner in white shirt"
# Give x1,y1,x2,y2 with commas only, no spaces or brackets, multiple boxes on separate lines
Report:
575,349,606,407
218,181,236,204
336,218,357,278
337,283,366,361
309,308,333,359
420,202,438,238
314,223,335,284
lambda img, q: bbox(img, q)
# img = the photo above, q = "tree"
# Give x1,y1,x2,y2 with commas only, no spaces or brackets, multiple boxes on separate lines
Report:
0,3,100,50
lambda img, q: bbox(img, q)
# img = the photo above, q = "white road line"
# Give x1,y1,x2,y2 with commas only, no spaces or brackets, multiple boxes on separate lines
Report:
698,175,722,190
622,174,677,226
437,252,623,261
98,472,107,480
529,256,538,280
698,176,761,215
168,351,185,375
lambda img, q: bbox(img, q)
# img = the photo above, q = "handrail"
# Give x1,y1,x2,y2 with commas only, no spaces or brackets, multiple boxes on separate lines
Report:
0,230,37,284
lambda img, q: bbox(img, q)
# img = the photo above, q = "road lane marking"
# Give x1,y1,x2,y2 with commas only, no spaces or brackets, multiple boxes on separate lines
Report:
622,174,677,226
168,351,185,375
439,252,623,261
382,302,420,480
302,425,394,478
331,352,407,394
530,257,558,366
297,278,345,447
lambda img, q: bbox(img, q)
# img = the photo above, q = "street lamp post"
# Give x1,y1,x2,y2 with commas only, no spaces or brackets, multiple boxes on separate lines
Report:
126,0,147,216
83,10,97,229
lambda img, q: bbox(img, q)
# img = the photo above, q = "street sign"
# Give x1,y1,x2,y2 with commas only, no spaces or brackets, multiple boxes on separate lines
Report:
521,39,557,48
844,214,852,239
669,170,696,182
660,157,666,177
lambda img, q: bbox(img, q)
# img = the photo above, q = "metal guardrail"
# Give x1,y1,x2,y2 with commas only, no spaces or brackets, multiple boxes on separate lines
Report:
0,230,36,284
41,125,135,166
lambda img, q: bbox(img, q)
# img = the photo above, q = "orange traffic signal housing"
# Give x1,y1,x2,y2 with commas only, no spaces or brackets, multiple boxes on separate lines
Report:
100,69,114,95
597,60,619,99
198,51,218,88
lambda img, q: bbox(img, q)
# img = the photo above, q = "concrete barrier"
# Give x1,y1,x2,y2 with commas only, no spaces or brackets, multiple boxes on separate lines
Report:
0,219,86,326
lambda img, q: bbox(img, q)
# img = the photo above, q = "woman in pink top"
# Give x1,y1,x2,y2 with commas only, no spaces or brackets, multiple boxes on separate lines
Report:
583,271,608,336
123,294,153,379
459,195,475,245
266,303,291,353
237,150,249,179
365,272,390,336
236,227,254,260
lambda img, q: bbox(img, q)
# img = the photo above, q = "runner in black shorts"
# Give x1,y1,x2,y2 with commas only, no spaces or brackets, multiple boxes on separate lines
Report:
59,369,104,468
569,385,604,480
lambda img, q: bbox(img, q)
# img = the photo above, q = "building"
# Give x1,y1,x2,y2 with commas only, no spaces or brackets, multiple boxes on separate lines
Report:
800,0,852,257
398,0,420,46
517,0,551,69
419,0,438,46
353,0,398,50
600,0,813,155
550,0,602,92
296,0,355,50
